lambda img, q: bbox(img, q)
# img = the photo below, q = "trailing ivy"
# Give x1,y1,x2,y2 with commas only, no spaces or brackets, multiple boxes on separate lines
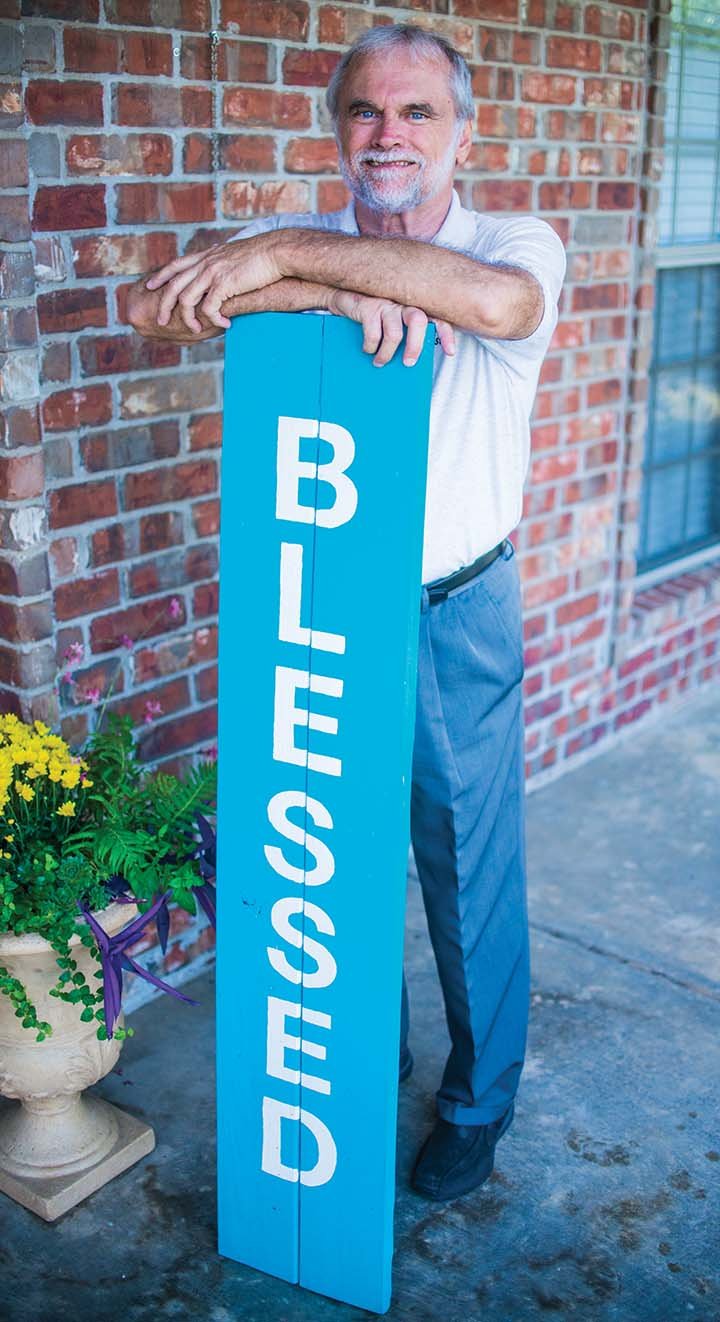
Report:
0,965,52,1041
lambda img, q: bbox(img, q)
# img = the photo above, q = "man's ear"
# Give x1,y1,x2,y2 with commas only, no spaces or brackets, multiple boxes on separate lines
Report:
455,118,474,168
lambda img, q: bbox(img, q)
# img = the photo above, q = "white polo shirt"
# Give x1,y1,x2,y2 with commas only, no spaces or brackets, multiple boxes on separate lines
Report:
237,189,566,583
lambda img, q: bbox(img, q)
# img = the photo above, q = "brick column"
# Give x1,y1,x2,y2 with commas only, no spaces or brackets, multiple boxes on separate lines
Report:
0,16,56,725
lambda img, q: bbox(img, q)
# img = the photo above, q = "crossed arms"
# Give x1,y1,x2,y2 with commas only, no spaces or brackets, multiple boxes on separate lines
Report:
127,225,545,368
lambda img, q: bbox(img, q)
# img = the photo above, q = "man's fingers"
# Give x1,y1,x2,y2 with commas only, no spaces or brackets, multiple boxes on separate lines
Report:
176,269,218,333
402,307,428,366
145,246,220,290
156,265,206,326
436,319,456,356
200,287,232,330
145,254,198,290
361,307,384,355
328,292,438,367
374,305,404,366
156,250,227,326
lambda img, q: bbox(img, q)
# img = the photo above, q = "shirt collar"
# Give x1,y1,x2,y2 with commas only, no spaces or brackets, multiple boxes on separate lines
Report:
431,188,477,250
336,187,474,249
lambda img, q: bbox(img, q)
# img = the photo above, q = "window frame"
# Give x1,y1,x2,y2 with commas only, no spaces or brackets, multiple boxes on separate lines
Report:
636,244,720,588
635,1,720,588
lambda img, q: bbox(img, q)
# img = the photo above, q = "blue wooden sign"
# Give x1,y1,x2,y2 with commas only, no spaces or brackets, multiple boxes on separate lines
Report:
215,311,433,1314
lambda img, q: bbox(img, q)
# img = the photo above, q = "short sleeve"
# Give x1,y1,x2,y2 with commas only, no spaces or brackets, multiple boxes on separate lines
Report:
232,216,280,242
233,212,328,242
472,216,567,377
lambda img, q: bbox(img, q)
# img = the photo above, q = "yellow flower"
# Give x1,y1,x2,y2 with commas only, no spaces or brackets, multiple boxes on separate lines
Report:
0,715,20,739
56,802,75,818
0,720,88,810
4,835,14,843
81,778,94,789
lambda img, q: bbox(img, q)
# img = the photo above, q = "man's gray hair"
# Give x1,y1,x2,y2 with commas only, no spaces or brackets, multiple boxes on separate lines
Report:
326,24,475,125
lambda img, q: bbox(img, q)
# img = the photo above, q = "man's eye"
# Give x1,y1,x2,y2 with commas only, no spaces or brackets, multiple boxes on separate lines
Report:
409,112,428,120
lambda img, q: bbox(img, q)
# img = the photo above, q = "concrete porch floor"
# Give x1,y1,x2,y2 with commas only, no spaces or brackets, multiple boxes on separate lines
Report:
2,687,718,1322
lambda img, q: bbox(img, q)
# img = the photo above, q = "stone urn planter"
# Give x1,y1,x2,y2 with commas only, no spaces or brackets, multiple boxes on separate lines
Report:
0,900,155,1221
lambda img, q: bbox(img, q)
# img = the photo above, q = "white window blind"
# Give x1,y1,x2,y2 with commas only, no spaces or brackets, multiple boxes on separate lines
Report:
657,1,720,246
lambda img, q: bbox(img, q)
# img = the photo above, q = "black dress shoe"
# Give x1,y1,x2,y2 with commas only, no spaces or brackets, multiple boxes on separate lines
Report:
411,1103,514,1201
399,1046,414,1082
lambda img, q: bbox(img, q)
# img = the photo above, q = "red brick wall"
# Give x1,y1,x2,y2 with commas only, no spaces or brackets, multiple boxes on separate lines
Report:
2,1,719,991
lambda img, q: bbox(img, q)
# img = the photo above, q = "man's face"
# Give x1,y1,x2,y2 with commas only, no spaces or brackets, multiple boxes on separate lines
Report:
335,51,472,216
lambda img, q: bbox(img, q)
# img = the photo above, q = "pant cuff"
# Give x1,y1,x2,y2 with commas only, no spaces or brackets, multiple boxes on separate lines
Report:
436,1096,514,1126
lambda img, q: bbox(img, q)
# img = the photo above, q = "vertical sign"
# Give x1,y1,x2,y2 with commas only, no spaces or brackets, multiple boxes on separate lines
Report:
216,311,433,1314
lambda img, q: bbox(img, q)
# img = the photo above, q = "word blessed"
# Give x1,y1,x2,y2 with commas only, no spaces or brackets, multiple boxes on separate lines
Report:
260,415,357,1190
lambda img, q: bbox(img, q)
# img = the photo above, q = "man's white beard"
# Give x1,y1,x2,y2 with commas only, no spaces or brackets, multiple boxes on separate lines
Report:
339,130,461,216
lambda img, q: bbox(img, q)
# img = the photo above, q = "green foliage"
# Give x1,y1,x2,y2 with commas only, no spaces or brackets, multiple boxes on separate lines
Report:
68,717,216,911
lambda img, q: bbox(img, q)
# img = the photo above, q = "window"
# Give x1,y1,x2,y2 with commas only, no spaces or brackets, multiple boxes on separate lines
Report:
638,1,720,575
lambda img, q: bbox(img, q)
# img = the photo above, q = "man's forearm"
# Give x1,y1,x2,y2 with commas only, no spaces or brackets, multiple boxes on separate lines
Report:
274,228,543,341
225,276,333,318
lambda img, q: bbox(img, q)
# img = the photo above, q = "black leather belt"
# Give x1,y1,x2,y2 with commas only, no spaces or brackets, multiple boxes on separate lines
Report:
424,540,506,604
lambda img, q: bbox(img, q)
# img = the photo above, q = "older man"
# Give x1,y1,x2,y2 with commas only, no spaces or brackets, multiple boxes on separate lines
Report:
129,24,566,1202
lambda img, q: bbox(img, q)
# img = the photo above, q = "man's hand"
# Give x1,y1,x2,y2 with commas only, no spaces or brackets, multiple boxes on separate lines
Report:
143,234,282,334
329,289,455,367
126,277,222,343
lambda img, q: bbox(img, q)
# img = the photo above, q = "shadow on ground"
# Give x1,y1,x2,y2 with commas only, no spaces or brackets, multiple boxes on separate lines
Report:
2,689,718,1321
